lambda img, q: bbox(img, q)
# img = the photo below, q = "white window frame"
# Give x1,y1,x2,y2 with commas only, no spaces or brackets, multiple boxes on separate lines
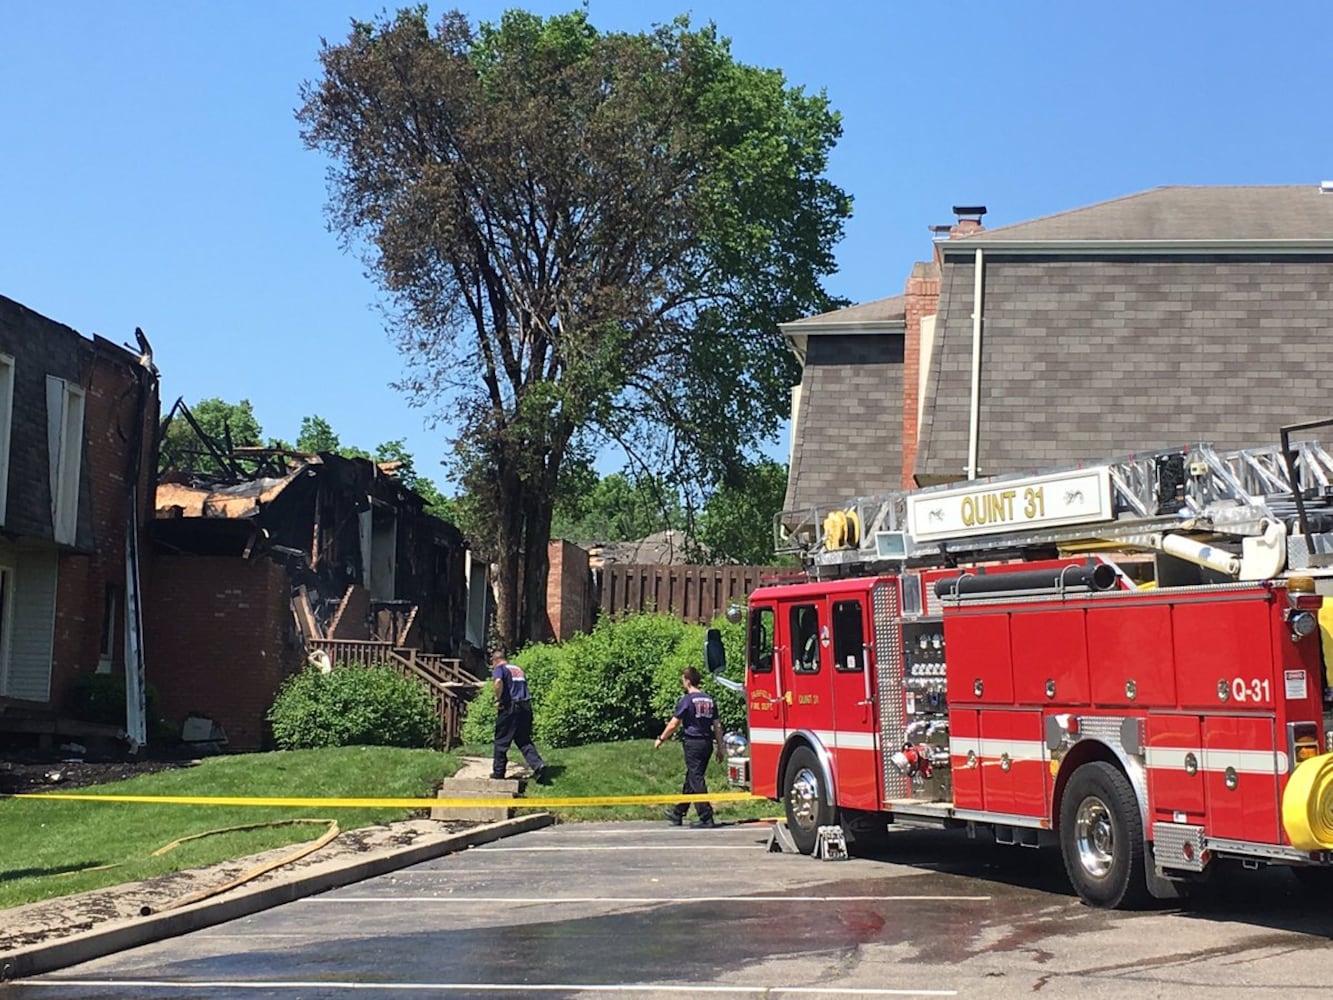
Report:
46,375,86,545
0,354,13,527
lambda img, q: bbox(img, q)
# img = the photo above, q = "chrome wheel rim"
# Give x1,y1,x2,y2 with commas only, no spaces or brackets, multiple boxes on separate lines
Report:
1074,795,1114,879
787,766,821,833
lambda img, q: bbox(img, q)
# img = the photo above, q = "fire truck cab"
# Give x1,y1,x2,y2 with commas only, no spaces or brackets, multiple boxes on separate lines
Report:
731,424,1333,908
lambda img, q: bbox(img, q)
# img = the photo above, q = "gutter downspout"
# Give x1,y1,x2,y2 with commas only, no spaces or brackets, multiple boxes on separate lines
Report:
966,248,984,480
123,328,158,749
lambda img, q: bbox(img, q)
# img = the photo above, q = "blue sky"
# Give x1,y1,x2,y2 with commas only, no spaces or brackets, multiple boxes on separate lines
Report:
4,1,1330,492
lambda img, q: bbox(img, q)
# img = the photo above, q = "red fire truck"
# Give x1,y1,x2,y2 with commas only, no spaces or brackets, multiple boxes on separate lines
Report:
727,421,1333,908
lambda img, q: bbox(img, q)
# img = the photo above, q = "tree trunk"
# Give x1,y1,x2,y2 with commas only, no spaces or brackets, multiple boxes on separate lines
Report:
519,496,555,647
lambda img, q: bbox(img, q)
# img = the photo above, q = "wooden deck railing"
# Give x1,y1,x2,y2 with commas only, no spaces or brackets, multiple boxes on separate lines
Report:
309,639,483,748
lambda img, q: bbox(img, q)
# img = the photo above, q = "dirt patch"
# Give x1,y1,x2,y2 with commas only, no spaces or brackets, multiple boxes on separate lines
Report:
0,753,198,795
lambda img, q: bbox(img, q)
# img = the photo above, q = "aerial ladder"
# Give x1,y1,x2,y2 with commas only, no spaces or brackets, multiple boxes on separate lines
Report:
776,418,1333,584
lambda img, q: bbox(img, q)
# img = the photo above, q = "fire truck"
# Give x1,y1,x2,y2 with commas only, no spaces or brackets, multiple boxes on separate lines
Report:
726,419,1333,908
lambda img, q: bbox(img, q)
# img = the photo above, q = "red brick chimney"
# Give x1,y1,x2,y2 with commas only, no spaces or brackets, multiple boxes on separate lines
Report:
901,260,941,488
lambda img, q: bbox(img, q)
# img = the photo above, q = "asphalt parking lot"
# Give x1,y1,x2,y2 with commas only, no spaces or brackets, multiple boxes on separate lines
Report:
8,818,1333,999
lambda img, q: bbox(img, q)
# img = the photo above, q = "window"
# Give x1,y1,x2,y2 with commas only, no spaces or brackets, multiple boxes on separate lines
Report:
790,604,821,674
749,606,774,673
832,600,865,672
0,354,12,527
46,375,86,545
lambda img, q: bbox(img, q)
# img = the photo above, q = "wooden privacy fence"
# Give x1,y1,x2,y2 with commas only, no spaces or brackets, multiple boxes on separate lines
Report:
598,564,793,624
309,639,483,748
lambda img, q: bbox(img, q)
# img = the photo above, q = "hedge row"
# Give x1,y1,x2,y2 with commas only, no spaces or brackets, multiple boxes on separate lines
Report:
462,613,747,748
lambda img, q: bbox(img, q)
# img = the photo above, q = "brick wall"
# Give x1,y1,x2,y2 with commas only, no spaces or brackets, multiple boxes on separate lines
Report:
144,556,299,750
545,540,592,642
39,323,158,716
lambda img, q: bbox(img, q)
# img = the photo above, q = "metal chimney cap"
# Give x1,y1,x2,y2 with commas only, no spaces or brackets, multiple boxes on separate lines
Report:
952,205,987,218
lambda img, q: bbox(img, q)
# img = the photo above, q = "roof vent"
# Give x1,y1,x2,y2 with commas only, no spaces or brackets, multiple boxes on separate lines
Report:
1321,181,1333,194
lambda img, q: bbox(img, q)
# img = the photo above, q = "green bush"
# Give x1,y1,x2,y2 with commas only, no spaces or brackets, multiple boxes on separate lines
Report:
462,613,750,750
66,671,171,737
267,663,438,750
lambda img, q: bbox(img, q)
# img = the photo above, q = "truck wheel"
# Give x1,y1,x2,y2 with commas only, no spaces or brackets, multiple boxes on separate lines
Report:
783,745,834,854
1058,761,1150,909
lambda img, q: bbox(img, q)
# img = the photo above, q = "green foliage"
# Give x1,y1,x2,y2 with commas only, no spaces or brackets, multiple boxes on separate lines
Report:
296,414,342,453
551,470,683,544
159,397,263,474
461,612,748,749
65,672,171,737
697,458,794,565
267,664,438,750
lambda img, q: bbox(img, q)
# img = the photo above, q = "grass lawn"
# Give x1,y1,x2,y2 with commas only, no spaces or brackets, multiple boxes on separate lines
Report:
480,738,779,825
0,739,777,911
0,746,458,909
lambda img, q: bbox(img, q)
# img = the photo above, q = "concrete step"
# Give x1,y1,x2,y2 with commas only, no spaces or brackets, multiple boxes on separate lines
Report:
432,776,521,823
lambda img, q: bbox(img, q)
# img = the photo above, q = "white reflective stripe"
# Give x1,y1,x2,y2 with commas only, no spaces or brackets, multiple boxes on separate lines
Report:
833,732,878,751
1144,746,1289,774
949,738,1045,761
1203,748,1289,773
749,728,876,750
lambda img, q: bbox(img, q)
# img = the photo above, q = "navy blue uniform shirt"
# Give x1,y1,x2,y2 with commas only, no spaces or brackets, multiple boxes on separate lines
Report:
492,660,531,705
674,690,717,739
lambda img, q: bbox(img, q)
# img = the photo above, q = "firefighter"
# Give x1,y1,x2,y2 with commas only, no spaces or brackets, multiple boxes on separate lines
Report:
490,649,545,782
654,667,725,827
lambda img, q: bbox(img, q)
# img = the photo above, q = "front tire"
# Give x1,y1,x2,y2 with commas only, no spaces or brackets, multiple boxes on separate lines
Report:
783,745,835,854
1058,761,1150,909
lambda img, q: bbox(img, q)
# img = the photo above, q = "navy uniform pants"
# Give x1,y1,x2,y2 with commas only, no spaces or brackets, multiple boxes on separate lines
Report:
492,701,544,779
669,736,714,822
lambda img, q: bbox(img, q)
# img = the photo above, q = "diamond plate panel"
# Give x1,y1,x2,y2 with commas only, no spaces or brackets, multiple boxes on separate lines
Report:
1076,715,1126,745
874,580,909,798
1152,822,1207,872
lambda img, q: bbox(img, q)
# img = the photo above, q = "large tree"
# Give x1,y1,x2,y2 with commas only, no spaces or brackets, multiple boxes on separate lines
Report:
299,7,850,647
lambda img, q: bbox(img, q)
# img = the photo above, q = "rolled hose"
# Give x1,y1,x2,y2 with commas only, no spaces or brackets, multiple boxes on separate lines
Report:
1282,752,1333,851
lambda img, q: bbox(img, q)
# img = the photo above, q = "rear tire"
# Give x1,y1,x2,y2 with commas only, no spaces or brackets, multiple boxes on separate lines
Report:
782,745,835,855
1058,761,1150,909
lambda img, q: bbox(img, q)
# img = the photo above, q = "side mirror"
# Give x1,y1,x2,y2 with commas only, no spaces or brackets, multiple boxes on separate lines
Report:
704,627,726,674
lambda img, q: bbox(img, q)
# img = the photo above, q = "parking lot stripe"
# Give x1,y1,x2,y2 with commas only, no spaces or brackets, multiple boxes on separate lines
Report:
474,844,761,851
315,894,989,903
20,980,957,996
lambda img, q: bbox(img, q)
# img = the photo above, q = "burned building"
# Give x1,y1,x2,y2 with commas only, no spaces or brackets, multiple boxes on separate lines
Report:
149,421,482,750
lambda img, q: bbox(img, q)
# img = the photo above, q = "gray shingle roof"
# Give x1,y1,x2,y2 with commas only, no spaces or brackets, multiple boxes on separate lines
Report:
950,185,1333,244
781,294,907,328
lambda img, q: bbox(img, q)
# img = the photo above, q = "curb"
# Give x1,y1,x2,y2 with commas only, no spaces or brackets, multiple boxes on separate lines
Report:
0,813,554,982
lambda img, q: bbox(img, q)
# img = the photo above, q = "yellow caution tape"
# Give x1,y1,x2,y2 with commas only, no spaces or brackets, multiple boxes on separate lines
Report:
5,791,763,809
1282,752,1333,851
